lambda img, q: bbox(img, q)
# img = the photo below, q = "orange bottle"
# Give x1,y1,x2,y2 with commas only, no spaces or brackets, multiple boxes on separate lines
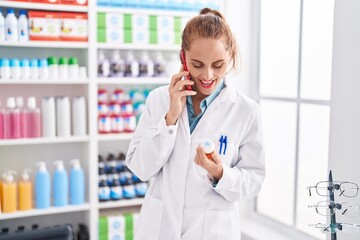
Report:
18,169,32,211
2,170,17,213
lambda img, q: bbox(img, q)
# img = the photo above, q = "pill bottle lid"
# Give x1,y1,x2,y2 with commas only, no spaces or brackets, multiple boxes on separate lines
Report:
200,139,215,154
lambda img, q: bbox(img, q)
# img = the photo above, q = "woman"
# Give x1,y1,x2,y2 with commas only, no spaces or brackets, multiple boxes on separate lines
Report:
126,8,265,240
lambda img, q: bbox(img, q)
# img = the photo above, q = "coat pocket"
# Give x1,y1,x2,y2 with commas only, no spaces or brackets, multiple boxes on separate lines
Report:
202,210,241,240
135,196,164,240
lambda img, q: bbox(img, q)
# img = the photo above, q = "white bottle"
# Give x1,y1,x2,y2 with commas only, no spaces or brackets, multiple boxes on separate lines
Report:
0,58,10,79
20,59,30,80
97,50,110,77
72,96,86,136
138,51,154,77
56,96,71,137
58,57,68,80
68,57,79,80
0,9,5,41
10,58,21,80
30,58,38,80
38,58,49,80
5,9,18,41
42,97,56,138
18,10,29,41
153,51,166,77
124,51,139,77
16,96,27,138
110,50,125,77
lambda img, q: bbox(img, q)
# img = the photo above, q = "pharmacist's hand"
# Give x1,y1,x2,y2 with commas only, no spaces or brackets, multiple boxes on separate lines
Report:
194,145,223,181
165,66,196,125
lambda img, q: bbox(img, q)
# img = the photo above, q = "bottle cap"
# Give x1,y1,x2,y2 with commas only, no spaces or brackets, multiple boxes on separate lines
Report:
30,58,38,67
27,97,36,109
38,58,48,67
10,58,20,67
21,169,31,181
20,59,30,67
70,159,81,169
36,162,47,172
0,58,10,67
98,50,106,60
7,97,15,108
59,57,68,65
47,57,58,65
54,160,65,170
19,10,27,15
16,96,24,108
7,9,14,14
4,171,16,183
68,57,78,65
200,138,215,154
111,50,121,60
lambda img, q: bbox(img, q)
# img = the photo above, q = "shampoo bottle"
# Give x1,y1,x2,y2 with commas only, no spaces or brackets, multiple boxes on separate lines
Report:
26,97,42,138
72,96,87,136
42,96,56,138
35,162,50,209
18,169,32,211
56,96,71,137
69,159,85,205
2,170,17,213
53,160,68,207
16,96,27,138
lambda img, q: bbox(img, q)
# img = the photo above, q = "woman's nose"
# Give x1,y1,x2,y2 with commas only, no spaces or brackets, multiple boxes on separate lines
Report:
202,67,214,79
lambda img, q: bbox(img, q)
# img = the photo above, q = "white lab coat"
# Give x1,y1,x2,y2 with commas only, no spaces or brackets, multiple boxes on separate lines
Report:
126,79,265,240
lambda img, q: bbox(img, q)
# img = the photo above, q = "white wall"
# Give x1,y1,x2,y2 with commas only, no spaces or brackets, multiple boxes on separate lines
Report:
328,0,360,239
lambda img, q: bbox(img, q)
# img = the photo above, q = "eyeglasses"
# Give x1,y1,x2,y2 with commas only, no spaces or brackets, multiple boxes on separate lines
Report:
309,223,360,234
307,181,359,197
308,201,360,217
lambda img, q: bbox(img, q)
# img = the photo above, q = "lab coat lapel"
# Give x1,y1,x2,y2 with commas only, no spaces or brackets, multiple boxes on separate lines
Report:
180,103,191,141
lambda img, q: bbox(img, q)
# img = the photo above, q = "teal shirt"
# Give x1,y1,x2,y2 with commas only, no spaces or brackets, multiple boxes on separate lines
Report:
186,79,225,133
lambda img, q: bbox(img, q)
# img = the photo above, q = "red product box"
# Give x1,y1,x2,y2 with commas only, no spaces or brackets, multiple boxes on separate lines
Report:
60,12,88,42
29,11,61,41
29,0,60,4
61,0,88,6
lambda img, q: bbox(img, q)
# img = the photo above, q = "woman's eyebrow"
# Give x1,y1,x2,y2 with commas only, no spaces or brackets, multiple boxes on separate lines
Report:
190,59,225,64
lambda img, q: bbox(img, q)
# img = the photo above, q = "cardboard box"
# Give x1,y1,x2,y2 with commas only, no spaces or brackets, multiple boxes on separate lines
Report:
60,12,88,41
106,13,124,29
106,28,124,43
61,0,88,6
97,27,106,42
29,11,61,41
30,0,59,4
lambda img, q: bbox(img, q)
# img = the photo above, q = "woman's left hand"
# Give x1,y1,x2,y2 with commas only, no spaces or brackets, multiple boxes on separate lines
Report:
194,145,223,181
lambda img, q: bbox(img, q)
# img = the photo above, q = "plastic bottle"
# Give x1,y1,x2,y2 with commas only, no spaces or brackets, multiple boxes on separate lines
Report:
97,50,110,77
0,58,10,79
18,10,29,41
20,58,30,80
1,170,17,213
0,9,5,42
42,96,56,138
16,96,28,138
10,58,21,80
5,9,18,41
56,96,71,137
200,138,215,159
110,50,125,77
72,96,86,136
124,51,139,77
98,174,110,202
35,162,50,209
0,100,4,139
5,97,20,139
138,51,154,77
58,57,68,80
38,58,49,80
68,57,79,80
27,97,42,138
69,159,85,205
47,57,59,80
153,51,166,77
53,160,68,207
110,175,122,201
18,169,32,211
30,58,38,80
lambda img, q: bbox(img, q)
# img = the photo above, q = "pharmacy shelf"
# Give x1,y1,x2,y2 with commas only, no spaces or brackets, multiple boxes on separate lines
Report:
97,133,134,142
97,6,196,16
0,204,91,221
97,77,169,85
0,79,89,85
0,41,89,49
97,43,180,51
98,198,144,210
0,136,89,146
0,1,88,12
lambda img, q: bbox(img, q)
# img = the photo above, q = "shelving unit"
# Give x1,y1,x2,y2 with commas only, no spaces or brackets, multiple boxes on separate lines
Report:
0,136,89,146
0,79,89,84
97,77,169,85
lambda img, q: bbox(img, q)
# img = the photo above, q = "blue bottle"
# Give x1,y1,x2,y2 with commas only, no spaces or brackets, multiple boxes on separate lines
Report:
69,159,85,205
53,160,68,207
35,162,51,209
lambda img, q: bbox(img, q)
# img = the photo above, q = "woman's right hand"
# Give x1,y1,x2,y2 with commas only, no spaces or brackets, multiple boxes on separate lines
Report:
166,67,196,126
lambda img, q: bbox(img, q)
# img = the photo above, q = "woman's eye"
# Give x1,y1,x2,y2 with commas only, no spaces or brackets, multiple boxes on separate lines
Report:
192,64,203,68
213,63,224,69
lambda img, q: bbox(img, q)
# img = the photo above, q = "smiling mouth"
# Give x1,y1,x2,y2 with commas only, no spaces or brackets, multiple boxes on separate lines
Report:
199,80,215,89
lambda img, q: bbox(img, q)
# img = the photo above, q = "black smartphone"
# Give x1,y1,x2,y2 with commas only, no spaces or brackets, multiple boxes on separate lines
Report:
179,49,192,90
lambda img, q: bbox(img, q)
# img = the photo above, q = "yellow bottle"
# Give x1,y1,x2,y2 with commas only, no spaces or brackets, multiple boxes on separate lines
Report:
2,171,17,213
18,169,32,211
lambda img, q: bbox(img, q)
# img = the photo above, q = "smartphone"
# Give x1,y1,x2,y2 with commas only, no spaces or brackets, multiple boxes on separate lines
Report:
179,49,192,90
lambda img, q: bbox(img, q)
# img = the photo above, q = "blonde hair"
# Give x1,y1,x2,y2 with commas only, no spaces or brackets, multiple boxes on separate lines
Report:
181,8,239,72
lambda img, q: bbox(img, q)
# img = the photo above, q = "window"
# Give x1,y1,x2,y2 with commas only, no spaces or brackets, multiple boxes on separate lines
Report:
256,0,334,239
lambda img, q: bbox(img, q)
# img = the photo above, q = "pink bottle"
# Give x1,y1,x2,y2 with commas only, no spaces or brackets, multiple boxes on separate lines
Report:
4,97,21,139
16,97,28,138
0,100,4,139
26,97,42,138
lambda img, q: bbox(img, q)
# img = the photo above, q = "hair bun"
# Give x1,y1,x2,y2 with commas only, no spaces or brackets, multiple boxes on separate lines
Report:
199,8,225,19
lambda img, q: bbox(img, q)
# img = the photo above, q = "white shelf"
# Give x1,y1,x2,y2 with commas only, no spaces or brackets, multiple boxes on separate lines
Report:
97,6,196,16
97,77,169,85
99,198,144,209
0,204,91,220
0,79,89,84
0,41,89,49
0,136,89,146
0,1,88,12
97,133,134,141
97,43,180,51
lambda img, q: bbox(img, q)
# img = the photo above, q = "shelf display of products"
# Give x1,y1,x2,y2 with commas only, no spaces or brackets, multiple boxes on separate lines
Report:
99,213,139,240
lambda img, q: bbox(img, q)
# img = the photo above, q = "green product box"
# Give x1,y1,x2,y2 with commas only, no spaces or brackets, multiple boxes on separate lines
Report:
97,12,106,28
124,14,132,29
149,15,157,30
97,28,106,43
98,216,108,234
150,29,157,44
125,214,134,240
124,29,132,43
99,234,108,240
174,16,182,32
175,31,182,45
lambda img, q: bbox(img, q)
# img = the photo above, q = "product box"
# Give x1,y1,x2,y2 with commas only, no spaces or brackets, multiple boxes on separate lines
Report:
60,12,88,41
61,0,88,5
108,215,126,233
29,0,59,3
157,16,174,30
108,232,125,240
97,0,110,6
132,29,150,44
97,27,106,43
29,11,61,41
157,30,174,45
111,0,125,7
99,216,108,234
106,28,124,43
97,12,106,28
106,13,124,29
124,14,150,30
